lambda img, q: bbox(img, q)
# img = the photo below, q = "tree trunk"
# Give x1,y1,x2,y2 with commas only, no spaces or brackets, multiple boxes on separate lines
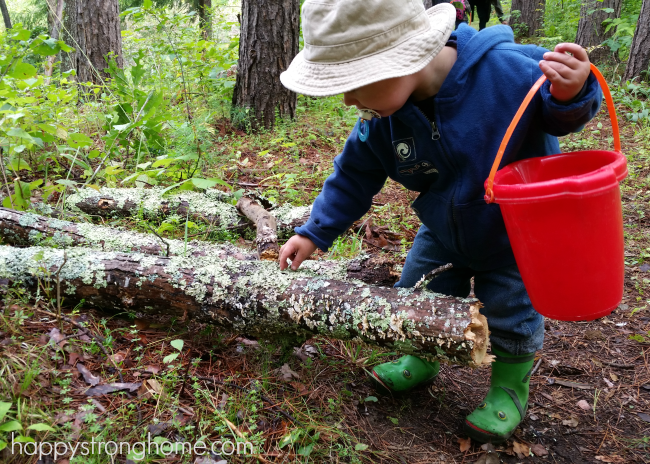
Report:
0,245,489,366
0,207,400,286
61,0,78,73
45,0,65,78
510,0,545,37
0,0,11,30
624,0,650,81
575,0,622,63
62,0,123,84
231,0,299,131
197,0,213,39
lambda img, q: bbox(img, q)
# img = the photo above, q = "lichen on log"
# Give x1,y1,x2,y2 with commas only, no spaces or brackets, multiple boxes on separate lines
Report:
61,187,311,231
0,207,398,285
0,245,488,366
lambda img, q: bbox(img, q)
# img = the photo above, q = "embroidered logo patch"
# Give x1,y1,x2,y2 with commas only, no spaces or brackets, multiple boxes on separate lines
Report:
399,161,438,176
392,138,416,163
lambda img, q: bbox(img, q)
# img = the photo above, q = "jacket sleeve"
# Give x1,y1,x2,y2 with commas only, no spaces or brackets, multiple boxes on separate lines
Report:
294,125,388,252
533,58,602,137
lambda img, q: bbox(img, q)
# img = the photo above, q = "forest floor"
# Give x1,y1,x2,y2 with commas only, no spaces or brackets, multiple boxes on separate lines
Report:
1,98,649,464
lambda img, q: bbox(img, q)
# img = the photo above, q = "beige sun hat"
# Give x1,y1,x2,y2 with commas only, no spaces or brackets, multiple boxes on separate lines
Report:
280,0,456,97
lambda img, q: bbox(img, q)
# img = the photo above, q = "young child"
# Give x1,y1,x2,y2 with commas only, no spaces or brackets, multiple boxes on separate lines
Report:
278,0,601,443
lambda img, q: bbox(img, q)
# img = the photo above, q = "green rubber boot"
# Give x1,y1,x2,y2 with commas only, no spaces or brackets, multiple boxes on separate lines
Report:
464,349,535,443
371,355,440,393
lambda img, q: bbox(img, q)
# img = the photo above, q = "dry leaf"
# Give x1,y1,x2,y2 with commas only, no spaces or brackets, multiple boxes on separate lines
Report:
530,444,548,456
458,437,471,452
610,373,619,382
134,318,150,330
591,357,603,367
278,363,300,381
577,399,591,410
76,363,101,386
474,453,499,464
109,352,126,364
68,353,82,366
562,417,579,427
48,328,66,347
85,382,141,397
604,377,615,388
145,365,161,374
289,381,309,395
595,456,626,463
512,441,530,459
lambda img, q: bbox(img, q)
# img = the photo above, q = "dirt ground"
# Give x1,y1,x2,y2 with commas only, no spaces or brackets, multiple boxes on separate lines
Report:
0,108,648,464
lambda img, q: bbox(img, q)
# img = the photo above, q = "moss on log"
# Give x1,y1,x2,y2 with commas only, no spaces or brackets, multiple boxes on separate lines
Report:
0,245,488,366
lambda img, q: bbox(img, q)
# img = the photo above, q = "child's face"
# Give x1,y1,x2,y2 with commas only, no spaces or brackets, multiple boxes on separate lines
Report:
342,75,416,117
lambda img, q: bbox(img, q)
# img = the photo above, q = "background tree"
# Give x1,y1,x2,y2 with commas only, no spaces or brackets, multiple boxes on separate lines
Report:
194,0,212,39
0,0,11,30
624,0,650,80
232,0,299,131
62,0,123,83
575,0,622,63
45,0,64,77
510,0,546,37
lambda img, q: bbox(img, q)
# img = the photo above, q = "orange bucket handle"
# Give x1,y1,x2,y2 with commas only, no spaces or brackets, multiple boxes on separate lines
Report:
484,63,621,204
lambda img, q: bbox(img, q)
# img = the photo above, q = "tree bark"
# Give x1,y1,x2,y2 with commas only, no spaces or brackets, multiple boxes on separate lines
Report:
624,0,650,81
0,0,11,30
61,0,78,73
0,245,489,366
197,0,213,39
236,197,279,260
46,0,65,78
510,0,545,38
62,0,123,84
0,207,400,286
575,0,622,63
231,0,299,131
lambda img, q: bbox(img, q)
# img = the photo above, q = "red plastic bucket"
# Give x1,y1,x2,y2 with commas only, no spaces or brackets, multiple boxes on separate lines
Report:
484,64,627,321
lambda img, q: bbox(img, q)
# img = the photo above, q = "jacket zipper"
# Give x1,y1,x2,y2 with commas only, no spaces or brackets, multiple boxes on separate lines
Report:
414,104,463,254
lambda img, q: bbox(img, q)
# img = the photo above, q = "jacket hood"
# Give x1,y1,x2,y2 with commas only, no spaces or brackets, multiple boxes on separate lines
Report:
439,24,515,98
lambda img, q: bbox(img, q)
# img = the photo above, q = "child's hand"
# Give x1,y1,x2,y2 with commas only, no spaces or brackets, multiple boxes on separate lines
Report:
539,43,590,102
279,234,318,271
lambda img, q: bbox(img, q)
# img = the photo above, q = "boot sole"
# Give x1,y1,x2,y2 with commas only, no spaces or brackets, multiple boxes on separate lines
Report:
463,419,514,444
369,370,438,395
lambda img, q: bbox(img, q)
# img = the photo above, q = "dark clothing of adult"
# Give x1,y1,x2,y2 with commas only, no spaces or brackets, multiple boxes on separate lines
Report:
469,0,504,30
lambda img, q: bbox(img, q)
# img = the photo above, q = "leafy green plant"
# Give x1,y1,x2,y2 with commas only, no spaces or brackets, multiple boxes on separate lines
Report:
0,401,55,451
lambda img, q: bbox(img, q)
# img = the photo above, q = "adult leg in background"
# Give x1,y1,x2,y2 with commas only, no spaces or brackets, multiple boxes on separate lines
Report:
475,0,492,30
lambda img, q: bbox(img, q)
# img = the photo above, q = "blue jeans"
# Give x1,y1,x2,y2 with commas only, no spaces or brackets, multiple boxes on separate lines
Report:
396,225,544,355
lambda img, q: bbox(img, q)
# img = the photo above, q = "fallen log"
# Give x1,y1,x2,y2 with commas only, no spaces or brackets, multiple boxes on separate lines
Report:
0,207,399,286
62,187,311,231
236,197,279,260
0,245,489,366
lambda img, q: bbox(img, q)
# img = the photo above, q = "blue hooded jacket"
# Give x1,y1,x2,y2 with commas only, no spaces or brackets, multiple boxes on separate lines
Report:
295,24,602,271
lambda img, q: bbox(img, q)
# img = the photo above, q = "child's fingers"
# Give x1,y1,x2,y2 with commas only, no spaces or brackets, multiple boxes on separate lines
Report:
539,60,565,82
542,51,581,71
278,245,296,270
290,246,312,271
553,43,589,62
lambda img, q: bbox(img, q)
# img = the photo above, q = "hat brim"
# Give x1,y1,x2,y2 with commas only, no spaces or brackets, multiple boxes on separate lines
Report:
280,3,457,97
